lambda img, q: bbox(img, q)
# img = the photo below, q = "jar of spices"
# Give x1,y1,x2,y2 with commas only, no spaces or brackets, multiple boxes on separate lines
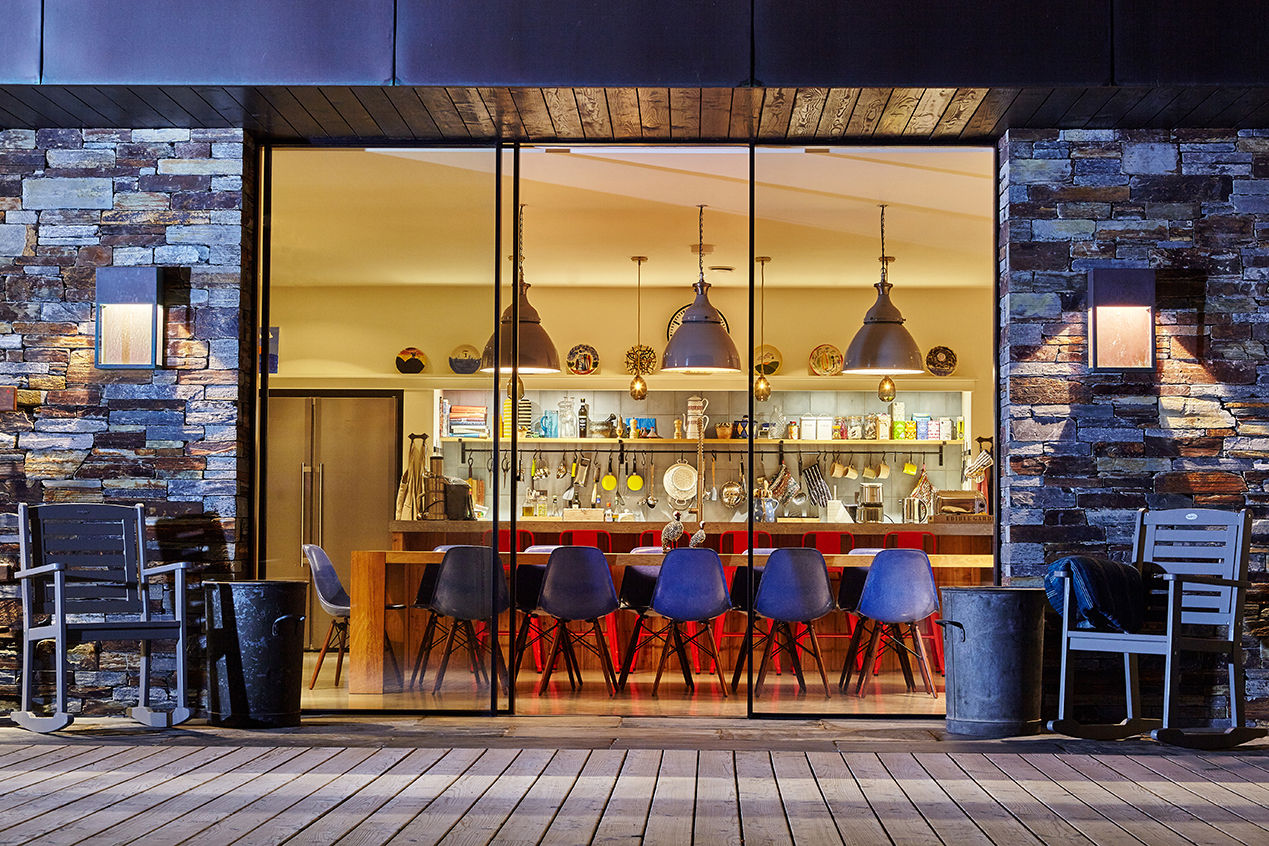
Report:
847,415,863,440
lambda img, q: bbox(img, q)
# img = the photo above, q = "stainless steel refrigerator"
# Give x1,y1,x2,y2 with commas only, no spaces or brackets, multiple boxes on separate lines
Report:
265,392,400,648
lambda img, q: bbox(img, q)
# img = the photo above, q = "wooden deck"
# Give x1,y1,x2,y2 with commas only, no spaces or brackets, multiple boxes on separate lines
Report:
1,719,1267,845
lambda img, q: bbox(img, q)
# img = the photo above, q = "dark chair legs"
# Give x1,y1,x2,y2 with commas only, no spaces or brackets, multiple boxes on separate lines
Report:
536,618,618,697
309,616,349,690
842,619,936,699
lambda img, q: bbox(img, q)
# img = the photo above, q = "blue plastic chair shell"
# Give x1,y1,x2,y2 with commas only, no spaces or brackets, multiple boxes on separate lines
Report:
430,545,509,621
754,548,835,623
650,548,732,623
302,544,351,616
855,548,938,623
538,546,619,621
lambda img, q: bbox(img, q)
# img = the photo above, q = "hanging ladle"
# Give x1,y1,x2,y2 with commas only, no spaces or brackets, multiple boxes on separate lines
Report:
642,458,658,510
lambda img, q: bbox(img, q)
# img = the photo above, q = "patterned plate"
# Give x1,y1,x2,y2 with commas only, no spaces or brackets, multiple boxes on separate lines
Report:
754,344,782,376
395,347,427,374
808,343,844,376
448,343,481,374
567,344,600,375
926,345,958,376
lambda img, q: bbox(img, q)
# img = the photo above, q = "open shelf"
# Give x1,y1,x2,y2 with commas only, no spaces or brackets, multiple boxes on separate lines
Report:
441,437,962,447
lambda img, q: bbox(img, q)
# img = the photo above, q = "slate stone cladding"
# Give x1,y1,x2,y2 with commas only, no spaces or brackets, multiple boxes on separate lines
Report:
0,128,256,716
999,129,1269,721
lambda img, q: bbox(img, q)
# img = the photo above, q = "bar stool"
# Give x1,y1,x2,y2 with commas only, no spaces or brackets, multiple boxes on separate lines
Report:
522,546,621,696
484,528,535,552
840,548,939,698
719,530,773,553
801,531,855,554
640,548,733,696
752,548,835,698
883,531,944,672
558,529,613,552
424,546,511,694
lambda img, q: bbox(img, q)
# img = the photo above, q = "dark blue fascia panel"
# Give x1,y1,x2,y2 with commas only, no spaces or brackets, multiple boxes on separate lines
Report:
755,0,1113,87
43,0,394,85
0,0,41,84
396,0,750,87
1114,0,1269,85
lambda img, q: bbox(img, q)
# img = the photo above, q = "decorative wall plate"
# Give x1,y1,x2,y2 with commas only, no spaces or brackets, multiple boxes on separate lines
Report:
754,344,782,376
448,344,481,374
808,343,844,376
395,347,427,374
566,344,600,375
926,345,958,376
667,304,730,340
624,344,657,375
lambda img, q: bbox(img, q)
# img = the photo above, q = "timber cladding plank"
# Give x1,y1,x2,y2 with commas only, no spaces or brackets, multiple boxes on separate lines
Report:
573,88,612,139
815,88,861,137
728,87,762,139
669,88,700,140
542,87,585,139
509,88,556,137
770,751,845,845
757,87,796,139
641,749,697,844
637,88,671,138
735,751,794,845
539,749,626,846
605,88,642,139
478,88,526,139
382,87,444,139
845,88,893,136
904,87,959,136
931,88,988,138
875,87,924,136
590,748,661,844
877,752,993,846
486,748,589,844
700,88,733,139
786,88,829,138
693,750,742,845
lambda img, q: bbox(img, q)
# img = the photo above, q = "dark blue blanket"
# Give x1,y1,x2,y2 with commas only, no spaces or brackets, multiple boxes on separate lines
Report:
1044,555,1147,633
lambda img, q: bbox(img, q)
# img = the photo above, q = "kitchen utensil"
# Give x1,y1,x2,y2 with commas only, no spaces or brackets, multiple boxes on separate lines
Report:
859,481,885,505
845,458,859,480
803,458,830,508
643,459,658,509
466,457,485,505
715,422,732,439
627,455,645,491
830,454,846,478
903,459,918,476
709,455,718,501
601,454,617,491
903,496,930,523
721,458,745,508
663,458,699,503
862,463,876,480
878,457,891,479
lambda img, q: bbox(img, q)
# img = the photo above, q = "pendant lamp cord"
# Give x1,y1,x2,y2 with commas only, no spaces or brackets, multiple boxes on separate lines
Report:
518,202,526,288
759,257,766,348
697,203,706,284
635,256,643,346
878,203,889,286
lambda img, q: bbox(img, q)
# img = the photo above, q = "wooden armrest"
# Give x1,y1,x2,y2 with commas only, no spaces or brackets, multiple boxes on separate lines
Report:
141,561,191,577
1160,573,1247,589
15,562,64,578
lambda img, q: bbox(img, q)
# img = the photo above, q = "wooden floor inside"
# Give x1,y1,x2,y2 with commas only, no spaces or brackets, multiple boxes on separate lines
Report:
0,720,1267,845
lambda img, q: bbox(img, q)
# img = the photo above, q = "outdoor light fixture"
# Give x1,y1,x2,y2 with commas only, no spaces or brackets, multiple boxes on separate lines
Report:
842,205,923,381
480,204,560,374
94,267,165,369
1088,268,1156,372
661,205,741,374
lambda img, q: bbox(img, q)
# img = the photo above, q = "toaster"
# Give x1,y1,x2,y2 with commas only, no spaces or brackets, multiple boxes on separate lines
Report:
934,490,987,514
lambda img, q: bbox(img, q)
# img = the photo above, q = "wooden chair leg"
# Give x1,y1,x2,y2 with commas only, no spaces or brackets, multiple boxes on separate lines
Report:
537,624,566,696
309,619,337,690
431,620,460,695
618,614,646,692
855,624,883,698
778,623,807,693
701,621,729,696
730,615,756,694
670,624,695,691
593,620,618,696
891,624,916,692
510,613,533,683
910,622,937,698
1126,652,1142,724
805,621,831,698
651,624,678,697
839,619,867,692
754,622,777,697
411,613,439,688
333,620,349,688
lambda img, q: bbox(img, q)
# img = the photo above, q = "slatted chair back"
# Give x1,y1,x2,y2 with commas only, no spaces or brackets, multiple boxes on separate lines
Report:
20,503,147,620
1132,507,1250,629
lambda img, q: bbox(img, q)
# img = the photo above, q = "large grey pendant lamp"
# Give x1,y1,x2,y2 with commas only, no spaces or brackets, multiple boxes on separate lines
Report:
480,203,560,374
842,204,923,378
661,204,741,374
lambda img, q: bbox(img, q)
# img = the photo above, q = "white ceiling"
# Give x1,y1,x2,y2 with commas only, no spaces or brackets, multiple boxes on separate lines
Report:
270,145,995,290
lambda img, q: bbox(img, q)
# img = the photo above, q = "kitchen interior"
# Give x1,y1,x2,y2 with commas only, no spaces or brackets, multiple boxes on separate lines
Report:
263,144,996,716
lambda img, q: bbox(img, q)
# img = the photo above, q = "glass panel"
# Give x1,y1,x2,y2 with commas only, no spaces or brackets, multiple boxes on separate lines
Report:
265,146,499,713
97,303,157,366
750,144,997,717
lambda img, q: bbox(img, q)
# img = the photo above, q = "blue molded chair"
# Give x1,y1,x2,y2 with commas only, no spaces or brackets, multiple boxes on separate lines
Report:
752,548,836,697
425,545,510,694
840,548,938,698
407,548,450,689
615,564,692,692
528,546,620,696
510,559,553,683
642,548,733,696
303,544,353,690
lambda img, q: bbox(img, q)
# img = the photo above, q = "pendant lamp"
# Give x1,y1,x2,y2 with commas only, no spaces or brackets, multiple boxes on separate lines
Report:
754,256,772,401
628,255,652,399
661,205,741,374
842,204,923,378
480,204,560,374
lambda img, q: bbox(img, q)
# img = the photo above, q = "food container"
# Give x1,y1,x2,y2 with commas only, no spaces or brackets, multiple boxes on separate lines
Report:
863,414,878,439
847,416,863,440
940,417,954,441
890,401,906,422
904,421,917,439
914,414,930,439
876,413,890,440
892,419,906,439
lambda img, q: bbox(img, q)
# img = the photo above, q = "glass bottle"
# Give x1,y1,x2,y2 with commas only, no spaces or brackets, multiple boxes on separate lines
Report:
557,394,577,438
578,398,589,438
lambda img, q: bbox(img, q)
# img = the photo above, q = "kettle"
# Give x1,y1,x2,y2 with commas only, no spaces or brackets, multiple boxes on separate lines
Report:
903,496,929,523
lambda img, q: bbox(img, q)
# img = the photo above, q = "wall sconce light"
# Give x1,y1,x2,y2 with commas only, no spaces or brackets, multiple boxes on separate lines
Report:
1087,268,1156,372
95,267,166,369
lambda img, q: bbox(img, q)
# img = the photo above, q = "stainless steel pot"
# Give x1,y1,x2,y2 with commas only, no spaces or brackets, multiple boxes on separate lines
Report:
859,482,885,505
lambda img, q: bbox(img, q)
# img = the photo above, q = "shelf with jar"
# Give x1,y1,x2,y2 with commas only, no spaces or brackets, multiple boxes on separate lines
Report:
440,437,961,447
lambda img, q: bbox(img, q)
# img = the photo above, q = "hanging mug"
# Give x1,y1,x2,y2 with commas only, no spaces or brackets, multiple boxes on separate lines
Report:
878,458,891,479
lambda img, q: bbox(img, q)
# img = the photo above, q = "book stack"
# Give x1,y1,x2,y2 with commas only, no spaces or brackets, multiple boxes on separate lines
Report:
447,405,488,438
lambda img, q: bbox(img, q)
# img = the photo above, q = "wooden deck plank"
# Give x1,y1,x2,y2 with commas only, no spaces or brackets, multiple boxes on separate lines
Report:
485,748,589,844
2,745,218,844
843,752,941,846
333,747,480,846
591,748,661,844
1025,754,1204,846
694,750,741,845
437,748,556,846
118,747,343,845
913,752,1045,846
642,749,697,844
0,742,84,773
0,744,36,767
0,744,163,818
385,748,520,846
771,752,844,845
985,753,1142,846
879,752,994,845
181,747,381,846
1185,754,1269,805
87,746,310,846
288,748,448,845
735,751,794,845
540,749,625,846
1126,755,1269,836
950,754,1094,846
806,751,890,844
203,748,413,846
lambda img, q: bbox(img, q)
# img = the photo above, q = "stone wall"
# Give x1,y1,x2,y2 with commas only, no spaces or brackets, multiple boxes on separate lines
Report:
999,128,1269,721
0,127,255,716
